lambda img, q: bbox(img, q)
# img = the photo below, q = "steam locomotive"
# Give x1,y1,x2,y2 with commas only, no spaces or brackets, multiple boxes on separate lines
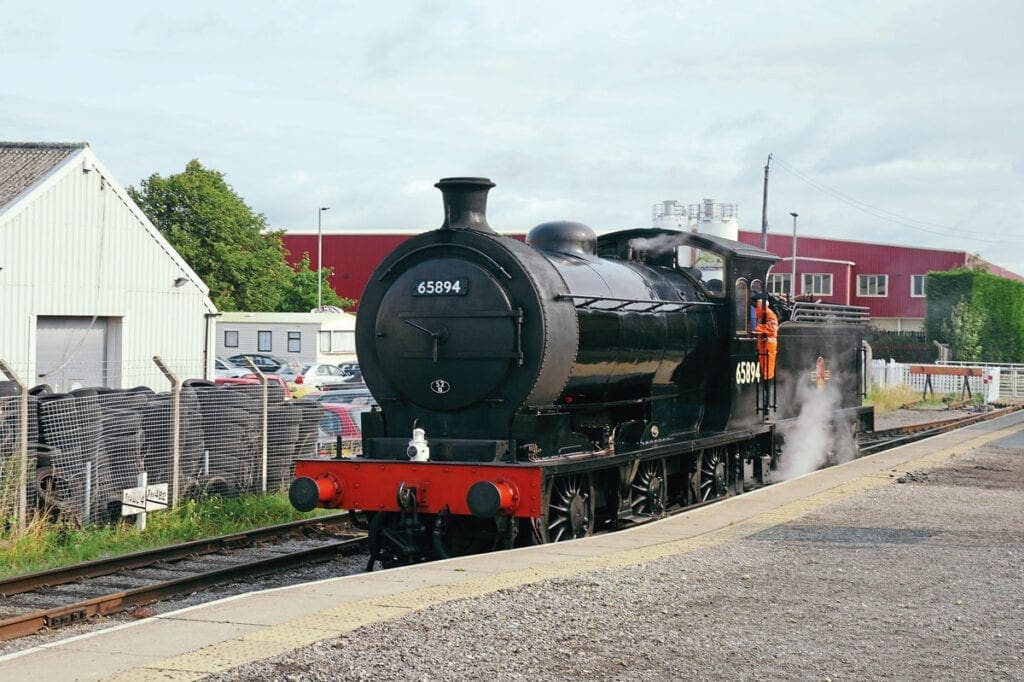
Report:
289,177,873,568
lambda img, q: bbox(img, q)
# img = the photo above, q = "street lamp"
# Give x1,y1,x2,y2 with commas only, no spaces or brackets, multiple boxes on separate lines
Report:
317,206,330,311
789,212,799,301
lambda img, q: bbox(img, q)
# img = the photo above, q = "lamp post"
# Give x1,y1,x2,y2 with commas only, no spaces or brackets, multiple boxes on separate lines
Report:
789,212,798,301
317,206,330,311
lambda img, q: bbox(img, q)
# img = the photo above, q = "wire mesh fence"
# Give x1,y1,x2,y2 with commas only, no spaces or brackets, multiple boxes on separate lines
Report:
30,358,208,397
0,357,367,528
0,390,35,526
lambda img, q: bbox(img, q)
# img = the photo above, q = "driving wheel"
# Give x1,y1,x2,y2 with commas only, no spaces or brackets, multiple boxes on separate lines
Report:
630,458,668,518
541,472,596,543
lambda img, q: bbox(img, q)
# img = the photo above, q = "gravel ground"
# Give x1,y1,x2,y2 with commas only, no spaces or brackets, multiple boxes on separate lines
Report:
872,404,980,430
212,437,1024,681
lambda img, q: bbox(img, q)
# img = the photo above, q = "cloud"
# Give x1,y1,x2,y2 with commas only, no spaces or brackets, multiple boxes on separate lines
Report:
4,1,1023,273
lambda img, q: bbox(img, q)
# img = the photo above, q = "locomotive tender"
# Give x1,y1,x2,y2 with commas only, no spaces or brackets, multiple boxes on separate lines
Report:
289,177,874,567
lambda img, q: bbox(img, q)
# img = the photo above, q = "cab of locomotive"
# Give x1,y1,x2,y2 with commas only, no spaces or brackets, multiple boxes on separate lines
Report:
664,233,779,431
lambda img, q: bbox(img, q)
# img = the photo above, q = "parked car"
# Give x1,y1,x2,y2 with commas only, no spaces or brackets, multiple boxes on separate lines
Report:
214,373,294,400
215,356,249,378
316,402,371,455
338,362,360,378
304,385,377,407
278,362,351,390
227,353,295,373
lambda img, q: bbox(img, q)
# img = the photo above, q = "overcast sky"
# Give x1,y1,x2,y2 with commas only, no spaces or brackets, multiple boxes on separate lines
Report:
4,1,1024,272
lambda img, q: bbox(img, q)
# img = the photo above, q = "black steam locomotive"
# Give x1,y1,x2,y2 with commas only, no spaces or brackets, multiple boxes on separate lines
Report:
290,177,873,567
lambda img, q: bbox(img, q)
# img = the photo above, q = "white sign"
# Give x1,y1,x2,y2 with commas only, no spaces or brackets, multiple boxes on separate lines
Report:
121,483,169,516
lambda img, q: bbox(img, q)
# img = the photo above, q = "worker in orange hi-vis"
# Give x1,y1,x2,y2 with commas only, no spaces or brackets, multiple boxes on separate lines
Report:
753,298,779,408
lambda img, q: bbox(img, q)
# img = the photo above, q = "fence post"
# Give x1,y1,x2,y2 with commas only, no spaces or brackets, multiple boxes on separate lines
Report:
153,357,181,507
83,460,92,523
136,471,148,531
0,360,29,530
244,359,269,493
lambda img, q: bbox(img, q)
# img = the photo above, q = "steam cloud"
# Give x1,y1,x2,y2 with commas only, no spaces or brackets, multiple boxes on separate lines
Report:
775,379,858,481
629,233,688,257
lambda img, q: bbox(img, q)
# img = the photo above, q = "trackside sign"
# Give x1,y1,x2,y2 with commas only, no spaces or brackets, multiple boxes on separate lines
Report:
121,483,169,516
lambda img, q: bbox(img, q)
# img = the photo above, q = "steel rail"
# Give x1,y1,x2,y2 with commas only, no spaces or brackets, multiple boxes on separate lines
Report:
0,514,350,597
0,535,367,642
858,403,1024,455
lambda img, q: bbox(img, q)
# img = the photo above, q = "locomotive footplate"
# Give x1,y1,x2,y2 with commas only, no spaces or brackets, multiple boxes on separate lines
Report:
534,423,775,477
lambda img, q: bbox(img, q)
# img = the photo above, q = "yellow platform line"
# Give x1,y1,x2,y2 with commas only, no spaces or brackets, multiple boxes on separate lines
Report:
114,421,1020,680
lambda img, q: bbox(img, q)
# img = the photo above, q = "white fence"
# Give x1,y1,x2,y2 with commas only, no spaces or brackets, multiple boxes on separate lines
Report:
936,361,1024,400
869,360,1010,402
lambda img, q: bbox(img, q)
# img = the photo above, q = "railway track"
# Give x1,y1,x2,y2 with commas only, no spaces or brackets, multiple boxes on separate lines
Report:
858,403,1024,455
0,515,367,642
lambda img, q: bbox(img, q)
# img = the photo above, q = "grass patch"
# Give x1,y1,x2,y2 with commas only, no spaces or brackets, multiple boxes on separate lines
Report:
865,384,921,412
865,384,967,411
0,493,331,579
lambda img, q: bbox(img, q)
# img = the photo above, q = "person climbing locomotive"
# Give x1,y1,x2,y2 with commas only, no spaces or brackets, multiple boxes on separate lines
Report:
753,295,778,410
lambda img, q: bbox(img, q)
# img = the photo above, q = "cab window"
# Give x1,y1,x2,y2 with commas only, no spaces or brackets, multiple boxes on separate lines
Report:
734,279,750,333
694,249,725,297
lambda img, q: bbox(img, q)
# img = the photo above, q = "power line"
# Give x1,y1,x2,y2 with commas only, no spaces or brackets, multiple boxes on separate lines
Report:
773,157,1023,244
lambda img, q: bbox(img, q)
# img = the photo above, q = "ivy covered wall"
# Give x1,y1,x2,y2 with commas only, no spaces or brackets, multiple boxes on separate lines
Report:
925,268,1024,362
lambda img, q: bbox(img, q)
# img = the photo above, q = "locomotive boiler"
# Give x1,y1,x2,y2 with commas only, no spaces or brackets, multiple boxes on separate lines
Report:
290,177,873,568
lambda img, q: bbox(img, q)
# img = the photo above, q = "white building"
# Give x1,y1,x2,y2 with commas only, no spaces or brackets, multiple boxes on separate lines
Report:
0,142,216,391
315,311,357,364
217,312,320,366
216,311,357,366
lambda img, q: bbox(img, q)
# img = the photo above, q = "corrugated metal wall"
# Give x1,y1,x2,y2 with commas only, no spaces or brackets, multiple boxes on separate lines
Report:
0,154,215,390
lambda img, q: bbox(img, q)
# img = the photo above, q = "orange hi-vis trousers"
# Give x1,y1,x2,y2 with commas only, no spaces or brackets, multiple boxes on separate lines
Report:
758,337,777,380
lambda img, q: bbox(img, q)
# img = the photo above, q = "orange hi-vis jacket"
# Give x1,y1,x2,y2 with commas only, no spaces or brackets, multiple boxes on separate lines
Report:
754,302,779,380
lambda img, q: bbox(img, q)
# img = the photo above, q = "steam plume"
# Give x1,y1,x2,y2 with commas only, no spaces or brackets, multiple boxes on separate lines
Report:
775,380,857,481
628,233,688,257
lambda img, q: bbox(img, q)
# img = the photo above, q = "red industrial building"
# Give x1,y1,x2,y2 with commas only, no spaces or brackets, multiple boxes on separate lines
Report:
737,231,1022,331
283,229,1021,332
282,233,412,305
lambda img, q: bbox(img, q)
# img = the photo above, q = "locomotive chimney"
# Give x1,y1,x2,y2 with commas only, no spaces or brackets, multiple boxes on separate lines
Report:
435,177,496,233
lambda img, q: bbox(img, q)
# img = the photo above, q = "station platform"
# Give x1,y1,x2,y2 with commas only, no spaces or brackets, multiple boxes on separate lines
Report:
3,410,1023,680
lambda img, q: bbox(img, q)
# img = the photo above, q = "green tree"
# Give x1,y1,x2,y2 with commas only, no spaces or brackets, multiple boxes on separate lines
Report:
950,297,986,362
278,254,355,312
129,160,294,311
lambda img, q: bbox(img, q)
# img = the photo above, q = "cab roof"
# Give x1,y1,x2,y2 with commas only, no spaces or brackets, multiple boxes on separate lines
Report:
597,228,780,264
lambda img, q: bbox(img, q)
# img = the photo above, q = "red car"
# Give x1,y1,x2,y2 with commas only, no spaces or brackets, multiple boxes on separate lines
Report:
214,374,293,400
317,402,370,456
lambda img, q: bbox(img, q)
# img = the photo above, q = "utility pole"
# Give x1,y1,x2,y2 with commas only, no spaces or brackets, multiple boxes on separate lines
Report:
790,212,799,301
760,154,772,251
317,206,330,311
